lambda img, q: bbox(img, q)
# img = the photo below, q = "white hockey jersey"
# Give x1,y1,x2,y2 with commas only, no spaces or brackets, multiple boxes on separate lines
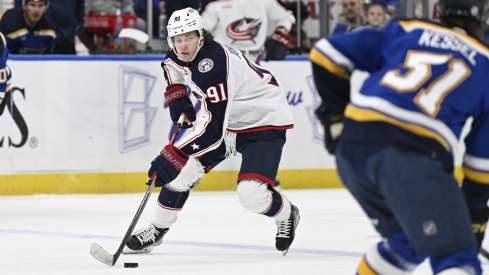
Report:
201,0,295,53
162,41,294,158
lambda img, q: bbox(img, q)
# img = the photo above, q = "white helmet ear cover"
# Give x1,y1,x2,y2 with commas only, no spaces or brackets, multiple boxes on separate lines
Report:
166,7,205,61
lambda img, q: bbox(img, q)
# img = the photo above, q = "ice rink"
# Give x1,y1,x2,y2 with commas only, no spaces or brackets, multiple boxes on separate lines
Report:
2,189,489,274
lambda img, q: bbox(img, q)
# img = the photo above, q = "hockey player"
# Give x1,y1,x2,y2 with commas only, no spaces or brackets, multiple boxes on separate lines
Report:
201,0,295,63
0,32,10,116
124,7,299,256
311,0,488,274
0,0,55,54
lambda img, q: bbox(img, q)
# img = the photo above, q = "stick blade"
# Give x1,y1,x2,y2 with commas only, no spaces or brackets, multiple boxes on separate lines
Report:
118,28,149,43
90,243,115,266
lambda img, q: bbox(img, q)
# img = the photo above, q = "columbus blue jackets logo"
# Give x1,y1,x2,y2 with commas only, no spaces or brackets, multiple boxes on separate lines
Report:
226,17,262,43
198,58,214,73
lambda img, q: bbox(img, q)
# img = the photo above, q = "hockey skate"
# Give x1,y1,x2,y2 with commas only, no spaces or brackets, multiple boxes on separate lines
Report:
275,203,300,256
123,223,169,254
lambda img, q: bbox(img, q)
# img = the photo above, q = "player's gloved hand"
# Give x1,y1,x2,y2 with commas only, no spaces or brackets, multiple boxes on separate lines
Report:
315,105,344,155
265,28,292,61
148,145,189,187
164,84,196,129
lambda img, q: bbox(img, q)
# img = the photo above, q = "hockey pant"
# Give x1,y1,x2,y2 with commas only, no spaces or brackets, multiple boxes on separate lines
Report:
336,142,482,275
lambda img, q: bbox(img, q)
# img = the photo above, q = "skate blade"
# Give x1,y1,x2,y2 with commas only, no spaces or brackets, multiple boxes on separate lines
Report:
122,245,154,254
281,248,289,256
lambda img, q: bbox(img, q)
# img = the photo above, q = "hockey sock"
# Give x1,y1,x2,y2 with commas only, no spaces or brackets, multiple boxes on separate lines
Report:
430,248,482,275
358,233,425,275
152,185,190,229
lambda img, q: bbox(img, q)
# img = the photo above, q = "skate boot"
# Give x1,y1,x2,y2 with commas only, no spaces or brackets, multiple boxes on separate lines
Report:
123,223,169,254
275,203,300,256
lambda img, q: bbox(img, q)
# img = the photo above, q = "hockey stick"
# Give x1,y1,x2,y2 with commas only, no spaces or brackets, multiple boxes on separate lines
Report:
118,28,149,43
75,26,149,54
90,114,186,266
480,247,489,260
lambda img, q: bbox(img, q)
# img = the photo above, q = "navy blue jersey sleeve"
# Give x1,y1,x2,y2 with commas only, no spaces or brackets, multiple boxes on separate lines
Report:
180,43,229,156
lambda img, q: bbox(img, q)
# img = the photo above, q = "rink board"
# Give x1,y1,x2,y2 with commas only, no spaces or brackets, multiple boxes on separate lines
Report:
0,55,466,195
0,55,340,195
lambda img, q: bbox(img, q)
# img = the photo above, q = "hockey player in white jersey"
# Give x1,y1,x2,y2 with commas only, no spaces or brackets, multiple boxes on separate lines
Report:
201,0,295,63
124,7,299,256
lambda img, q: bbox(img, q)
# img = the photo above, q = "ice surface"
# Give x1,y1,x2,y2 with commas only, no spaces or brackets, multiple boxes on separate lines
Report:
0,189,487,274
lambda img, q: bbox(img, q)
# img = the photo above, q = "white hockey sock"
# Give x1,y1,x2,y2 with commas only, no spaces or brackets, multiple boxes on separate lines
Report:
151,199,180,229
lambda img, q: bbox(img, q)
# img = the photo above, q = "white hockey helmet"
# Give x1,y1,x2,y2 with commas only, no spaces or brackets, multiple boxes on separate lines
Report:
167,8,205,62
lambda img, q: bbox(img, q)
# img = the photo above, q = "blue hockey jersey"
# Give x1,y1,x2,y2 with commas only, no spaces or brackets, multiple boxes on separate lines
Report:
311,20,489,185
0,32,11,116
0,7,55,54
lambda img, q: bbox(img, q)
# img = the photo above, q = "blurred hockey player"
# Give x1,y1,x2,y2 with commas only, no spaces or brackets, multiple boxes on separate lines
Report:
124,8,299,256
311,0,489,274
201,0,295,63
0,0,55,54
0,32,11,116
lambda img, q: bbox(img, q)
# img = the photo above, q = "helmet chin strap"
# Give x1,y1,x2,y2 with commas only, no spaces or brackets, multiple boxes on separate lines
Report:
175,37,205,63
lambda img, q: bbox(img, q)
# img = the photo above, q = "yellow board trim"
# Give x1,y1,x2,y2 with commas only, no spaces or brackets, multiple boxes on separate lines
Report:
310,48,351,80
345,105,451,152
0,167,465,196
0,169,344,196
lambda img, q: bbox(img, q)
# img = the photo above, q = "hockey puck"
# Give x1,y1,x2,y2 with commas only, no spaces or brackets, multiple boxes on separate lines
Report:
124,262,138,268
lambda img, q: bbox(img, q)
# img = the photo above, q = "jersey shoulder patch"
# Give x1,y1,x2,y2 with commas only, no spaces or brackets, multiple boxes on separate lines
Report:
198,58,214,73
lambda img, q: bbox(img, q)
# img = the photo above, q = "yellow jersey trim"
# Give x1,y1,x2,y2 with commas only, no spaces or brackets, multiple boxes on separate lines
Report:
399,20,489,55
463,166,489,184
345,104,450,152
310,48,351,80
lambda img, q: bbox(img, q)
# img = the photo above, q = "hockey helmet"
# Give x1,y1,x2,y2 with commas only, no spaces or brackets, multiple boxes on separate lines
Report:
438,0,488,22
167,8,205,62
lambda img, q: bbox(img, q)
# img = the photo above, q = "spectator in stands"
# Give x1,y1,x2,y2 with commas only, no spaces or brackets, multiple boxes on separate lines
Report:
85,0,146,32
371,0,397,17
164,0,214,17
332,0,366,35
0,0,55,54
14,0,85,54
285,2,311,54
365,2,387,28
0,0,13,14
134,0,164,36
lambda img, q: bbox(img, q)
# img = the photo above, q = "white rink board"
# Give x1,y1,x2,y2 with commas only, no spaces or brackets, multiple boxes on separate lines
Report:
0,56,334,176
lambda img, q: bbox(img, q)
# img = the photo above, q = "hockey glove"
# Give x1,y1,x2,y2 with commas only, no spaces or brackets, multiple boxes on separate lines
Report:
316,104,344,155
164,84,196,129
148,145,189,187
265,28,293,61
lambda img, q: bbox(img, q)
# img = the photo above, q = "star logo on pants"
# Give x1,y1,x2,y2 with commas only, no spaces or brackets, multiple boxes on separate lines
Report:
191,143,200,150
